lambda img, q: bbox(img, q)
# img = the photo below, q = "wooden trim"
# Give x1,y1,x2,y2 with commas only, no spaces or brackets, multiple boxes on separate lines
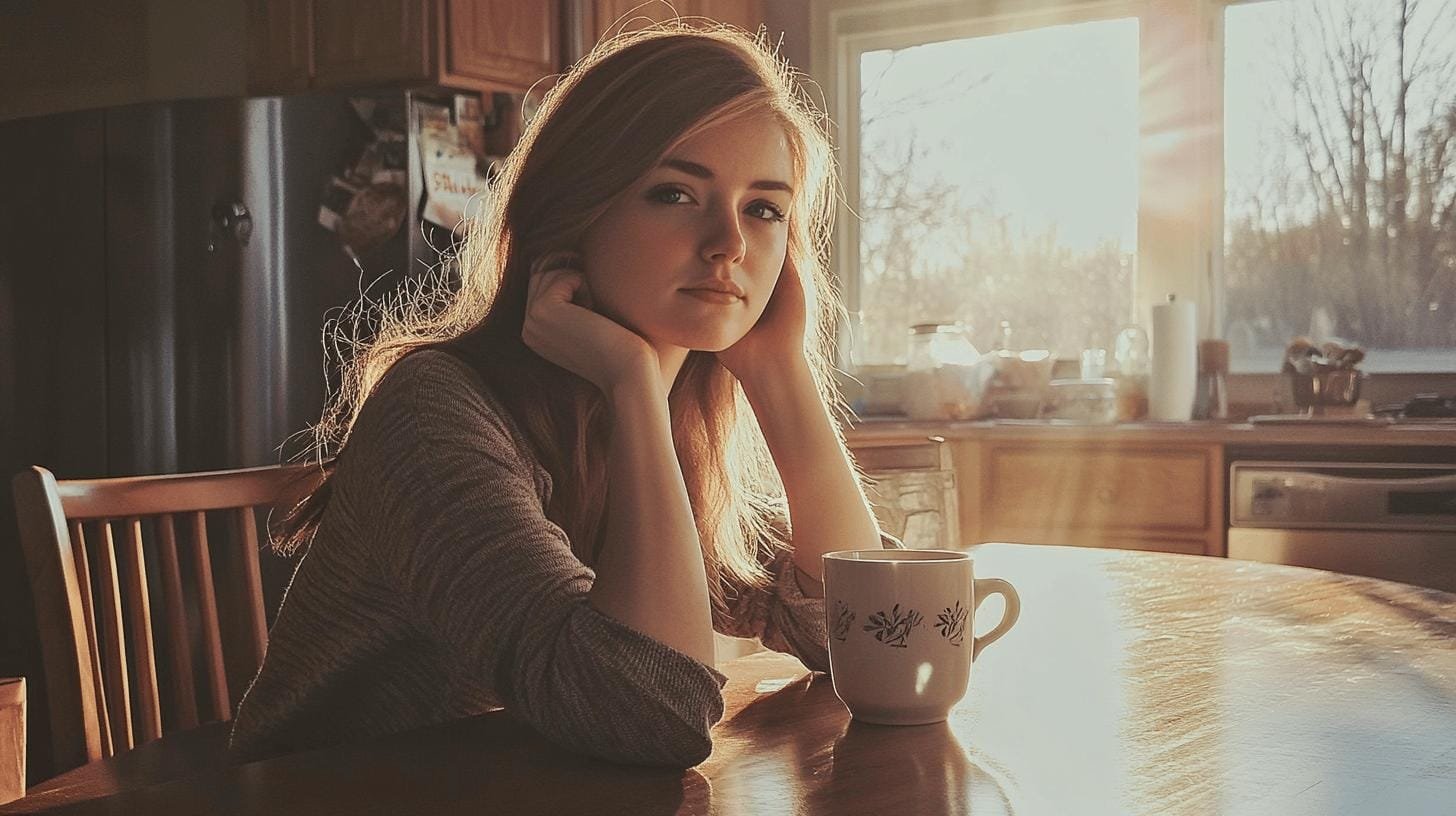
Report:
54,464,318,520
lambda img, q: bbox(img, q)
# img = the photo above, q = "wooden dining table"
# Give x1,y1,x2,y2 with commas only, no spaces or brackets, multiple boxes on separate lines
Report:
5,542,1456,815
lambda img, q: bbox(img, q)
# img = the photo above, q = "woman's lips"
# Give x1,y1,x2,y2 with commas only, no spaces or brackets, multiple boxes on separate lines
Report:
681,289,743,305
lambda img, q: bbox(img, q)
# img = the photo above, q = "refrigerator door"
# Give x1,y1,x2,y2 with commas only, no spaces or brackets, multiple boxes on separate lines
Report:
103,94,399,475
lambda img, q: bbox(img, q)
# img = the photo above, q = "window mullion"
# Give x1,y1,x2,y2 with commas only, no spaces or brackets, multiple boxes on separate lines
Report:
1137,0,1220,338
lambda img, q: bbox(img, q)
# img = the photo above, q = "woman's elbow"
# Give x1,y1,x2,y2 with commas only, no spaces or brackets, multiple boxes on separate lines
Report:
628,728,714,769
563,714,715,769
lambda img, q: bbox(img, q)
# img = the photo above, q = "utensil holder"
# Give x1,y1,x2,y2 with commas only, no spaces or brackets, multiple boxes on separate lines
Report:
1289,369,1364,412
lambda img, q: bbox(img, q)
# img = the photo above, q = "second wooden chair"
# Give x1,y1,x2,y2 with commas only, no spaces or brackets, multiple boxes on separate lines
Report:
11,463,318,778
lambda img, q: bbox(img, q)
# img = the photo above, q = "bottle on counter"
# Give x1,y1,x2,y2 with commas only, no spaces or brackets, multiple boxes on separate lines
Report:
1194,339,1230,420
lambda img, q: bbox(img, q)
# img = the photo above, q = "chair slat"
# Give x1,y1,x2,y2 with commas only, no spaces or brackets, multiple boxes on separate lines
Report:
70,522,112,760
155,515,200,730
235,508,269,668
121,518,163,743
95,521,135,753
190,512,231,721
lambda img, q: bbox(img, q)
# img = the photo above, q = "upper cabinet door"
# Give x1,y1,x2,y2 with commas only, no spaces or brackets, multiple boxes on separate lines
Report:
587,0,761,46
699,0,760,32
589,0,681,42
311,0,431,88
247,0,312,96
446,0,558,92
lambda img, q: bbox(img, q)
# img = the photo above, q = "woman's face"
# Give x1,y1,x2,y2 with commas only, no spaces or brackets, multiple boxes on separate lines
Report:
577,114,795,355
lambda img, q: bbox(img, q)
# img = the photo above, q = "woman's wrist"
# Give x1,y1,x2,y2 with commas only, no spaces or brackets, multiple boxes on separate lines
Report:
736,355,816,414
605,356,667,409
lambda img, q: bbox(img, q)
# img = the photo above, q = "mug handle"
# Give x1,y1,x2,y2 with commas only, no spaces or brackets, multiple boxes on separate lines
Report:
971,578,1021,661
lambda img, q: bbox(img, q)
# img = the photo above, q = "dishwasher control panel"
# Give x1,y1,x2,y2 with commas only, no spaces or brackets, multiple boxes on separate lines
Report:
1231,462,1456,531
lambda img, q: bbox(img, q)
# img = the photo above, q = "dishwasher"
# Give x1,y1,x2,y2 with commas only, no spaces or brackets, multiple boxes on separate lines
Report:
1228,461,1456,593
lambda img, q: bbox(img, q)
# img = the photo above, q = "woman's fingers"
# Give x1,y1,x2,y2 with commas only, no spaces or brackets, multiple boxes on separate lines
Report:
528,250,586,306
520,249,654,393
532,269,583,307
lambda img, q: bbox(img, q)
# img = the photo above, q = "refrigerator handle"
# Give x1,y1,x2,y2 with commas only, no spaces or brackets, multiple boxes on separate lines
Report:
210,201,253,250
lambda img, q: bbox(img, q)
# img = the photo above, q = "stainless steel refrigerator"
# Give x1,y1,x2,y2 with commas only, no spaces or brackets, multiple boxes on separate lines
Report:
0,90,464,781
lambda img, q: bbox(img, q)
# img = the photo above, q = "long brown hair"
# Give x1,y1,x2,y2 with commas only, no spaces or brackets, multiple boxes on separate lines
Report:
277,22,848,609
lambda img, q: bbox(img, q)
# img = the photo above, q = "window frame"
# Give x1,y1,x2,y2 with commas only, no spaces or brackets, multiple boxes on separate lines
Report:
815,0,1226,373
813,0,1454,379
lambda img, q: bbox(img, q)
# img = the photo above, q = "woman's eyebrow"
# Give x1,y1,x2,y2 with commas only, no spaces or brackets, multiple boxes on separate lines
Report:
659,157,793,194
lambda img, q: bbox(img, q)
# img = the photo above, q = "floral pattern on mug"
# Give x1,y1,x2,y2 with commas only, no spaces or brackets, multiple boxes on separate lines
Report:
863,604,923,648
935,601,968,646
831,600,856,642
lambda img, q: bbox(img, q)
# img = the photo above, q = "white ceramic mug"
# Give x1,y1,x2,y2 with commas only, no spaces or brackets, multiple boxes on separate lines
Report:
822,549,1021,725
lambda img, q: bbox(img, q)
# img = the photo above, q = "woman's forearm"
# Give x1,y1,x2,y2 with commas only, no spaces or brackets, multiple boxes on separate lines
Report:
586,367,716,665
741,361,883,592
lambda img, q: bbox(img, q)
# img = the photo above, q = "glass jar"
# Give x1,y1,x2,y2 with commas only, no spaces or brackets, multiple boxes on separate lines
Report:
1045,378,1119,424
1111,324,1150,421
900,323,990,420
906,323,981,369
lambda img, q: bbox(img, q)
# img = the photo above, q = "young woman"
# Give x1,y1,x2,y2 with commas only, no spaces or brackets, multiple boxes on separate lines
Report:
230,23,890,768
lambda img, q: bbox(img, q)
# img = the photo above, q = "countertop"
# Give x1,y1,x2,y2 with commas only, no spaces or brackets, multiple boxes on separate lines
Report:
845,417,1456,448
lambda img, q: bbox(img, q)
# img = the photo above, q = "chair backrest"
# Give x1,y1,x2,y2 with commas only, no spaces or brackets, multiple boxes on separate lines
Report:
11,463,318,774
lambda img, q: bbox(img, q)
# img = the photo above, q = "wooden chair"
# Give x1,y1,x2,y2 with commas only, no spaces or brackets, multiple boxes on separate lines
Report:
11,463,318,777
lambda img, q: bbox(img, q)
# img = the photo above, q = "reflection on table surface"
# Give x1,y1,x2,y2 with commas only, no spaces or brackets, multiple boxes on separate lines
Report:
7,543,1456,815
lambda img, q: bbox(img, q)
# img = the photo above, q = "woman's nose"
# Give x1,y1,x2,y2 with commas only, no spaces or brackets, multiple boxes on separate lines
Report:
700,208,747,265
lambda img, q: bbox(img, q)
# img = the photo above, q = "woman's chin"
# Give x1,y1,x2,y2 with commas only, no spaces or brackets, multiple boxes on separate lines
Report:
659,326,748,354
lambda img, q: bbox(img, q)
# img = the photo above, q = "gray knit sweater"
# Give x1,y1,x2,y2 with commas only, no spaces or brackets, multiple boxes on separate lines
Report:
229,351,838,767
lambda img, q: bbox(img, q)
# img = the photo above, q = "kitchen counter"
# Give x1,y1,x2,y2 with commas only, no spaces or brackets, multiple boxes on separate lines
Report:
846,417,1456,448
846,417,1456,561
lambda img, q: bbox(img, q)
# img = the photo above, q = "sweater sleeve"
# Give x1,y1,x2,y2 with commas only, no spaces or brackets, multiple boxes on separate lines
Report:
351,352,726,767
713,505,904,673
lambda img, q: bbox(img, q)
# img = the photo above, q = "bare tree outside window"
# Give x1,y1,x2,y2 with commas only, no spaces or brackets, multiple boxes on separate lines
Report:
855,19,1139,366
1225,0,1456,372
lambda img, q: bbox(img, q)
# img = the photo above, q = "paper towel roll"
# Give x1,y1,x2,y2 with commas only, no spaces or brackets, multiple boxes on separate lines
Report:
1150,297,1198,421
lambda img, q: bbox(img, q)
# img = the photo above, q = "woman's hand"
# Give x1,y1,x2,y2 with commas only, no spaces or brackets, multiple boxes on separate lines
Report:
716,259,810,387
522,250,659,395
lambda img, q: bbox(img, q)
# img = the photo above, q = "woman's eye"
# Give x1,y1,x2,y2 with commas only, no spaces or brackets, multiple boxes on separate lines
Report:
747,201,787,223
648,186,692,205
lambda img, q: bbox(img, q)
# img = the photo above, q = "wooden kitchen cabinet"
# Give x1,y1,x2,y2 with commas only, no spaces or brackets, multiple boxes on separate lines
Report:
445,0,558,90
247,0,556,96
311,0,432,88
959,439,1225,557
247,0,313,95
588,0,763,42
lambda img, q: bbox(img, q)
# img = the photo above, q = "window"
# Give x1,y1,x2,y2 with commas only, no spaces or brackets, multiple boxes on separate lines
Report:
854,17,1139,364
1224,0,1456,373
821,0,1456,374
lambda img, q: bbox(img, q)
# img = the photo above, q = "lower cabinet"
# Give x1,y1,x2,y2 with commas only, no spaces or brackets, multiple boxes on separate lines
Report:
969,441,1224,556
847,434,1226,558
